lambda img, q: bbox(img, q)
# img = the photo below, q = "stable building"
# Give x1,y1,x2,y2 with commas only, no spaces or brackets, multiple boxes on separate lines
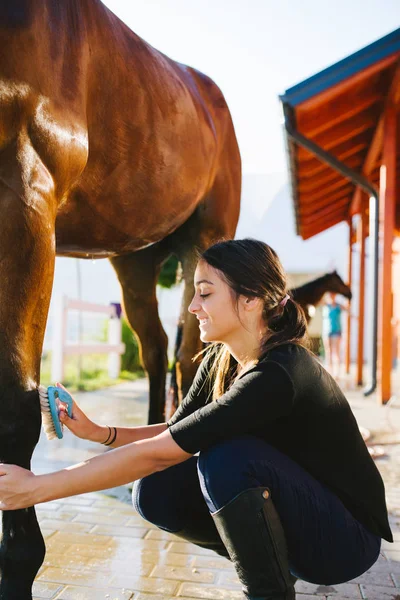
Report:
280,28,400,404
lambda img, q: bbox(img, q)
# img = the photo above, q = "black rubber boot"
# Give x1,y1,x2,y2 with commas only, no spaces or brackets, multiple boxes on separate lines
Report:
211,487,295,600
171,509,230,558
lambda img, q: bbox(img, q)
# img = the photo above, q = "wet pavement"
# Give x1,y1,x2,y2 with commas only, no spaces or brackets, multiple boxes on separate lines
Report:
4,374,400,599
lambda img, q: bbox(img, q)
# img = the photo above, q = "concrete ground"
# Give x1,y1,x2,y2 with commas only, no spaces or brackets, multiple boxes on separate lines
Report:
5,372,400,599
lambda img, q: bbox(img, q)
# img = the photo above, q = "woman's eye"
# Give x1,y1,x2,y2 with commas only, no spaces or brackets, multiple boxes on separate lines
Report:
200,294,210,299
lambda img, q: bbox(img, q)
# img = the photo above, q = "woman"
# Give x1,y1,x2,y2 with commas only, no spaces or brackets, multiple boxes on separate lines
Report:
322,292,346,377
0,239,392,600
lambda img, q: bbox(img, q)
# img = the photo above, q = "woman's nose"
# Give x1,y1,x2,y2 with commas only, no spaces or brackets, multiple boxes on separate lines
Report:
188,297,199,314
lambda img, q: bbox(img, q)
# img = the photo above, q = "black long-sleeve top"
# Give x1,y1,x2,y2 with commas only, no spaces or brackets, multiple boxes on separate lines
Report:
167,343,393,543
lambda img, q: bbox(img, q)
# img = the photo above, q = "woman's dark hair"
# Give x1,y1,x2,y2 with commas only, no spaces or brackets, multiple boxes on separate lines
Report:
196,238,309,399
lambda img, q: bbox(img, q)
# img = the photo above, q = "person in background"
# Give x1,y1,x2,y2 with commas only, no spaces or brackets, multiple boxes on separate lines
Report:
0,239,391,600
322,292,347,377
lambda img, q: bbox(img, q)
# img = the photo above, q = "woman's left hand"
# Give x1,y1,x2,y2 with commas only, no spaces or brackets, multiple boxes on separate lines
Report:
0,464,38,510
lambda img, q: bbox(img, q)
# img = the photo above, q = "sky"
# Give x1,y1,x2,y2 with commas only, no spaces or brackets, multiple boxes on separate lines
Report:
101,0,399,173
48,1,399,336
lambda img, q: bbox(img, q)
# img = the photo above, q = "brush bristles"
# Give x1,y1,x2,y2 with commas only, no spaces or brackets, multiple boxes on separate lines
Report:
38,385,60,441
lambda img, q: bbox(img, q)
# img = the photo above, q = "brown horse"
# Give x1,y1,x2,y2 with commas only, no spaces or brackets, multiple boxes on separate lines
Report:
0,1,241,596
290,271,352,322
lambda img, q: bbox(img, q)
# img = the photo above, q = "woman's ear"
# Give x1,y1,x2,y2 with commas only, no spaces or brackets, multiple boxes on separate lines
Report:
242,296,261,311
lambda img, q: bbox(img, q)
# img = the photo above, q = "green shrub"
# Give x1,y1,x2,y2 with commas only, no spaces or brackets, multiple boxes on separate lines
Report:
158,254,180,288
121,317,142,372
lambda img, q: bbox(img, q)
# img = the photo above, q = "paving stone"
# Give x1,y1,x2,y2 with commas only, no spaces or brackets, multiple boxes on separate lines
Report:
36,509,78,522
177,582,243,599
385,551,400,562
45,541,72,554
51,532,113,545
144,529,177,541
109,575,178,595
42,529,57,539
38,566,111,587
349,571,395,586
149,565,216,584
85,549,191,569
89,524,148,537
31,581,63,599
359,584,400,598
192,555,231,569
296,581,362,597
37,502,64,511
71,512,129,526
84,556,143,570
55,496,95,507
216,569,241,588
40,520,93,533
154,551,194,567
91,497,129,508
55,586,133,599
126,516,155,526
43,553,90,570
166,541,216,556
83,562,153,577
134,596,197,600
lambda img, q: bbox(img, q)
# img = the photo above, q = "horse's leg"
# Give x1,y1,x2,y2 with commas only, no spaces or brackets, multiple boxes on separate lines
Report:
174,251,205,403
167,322,184,415
110,244,171,424
0,168,55,597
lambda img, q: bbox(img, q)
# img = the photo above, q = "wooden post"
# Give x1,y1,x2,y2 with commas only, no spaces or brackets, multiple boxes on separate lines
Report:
108,309,122,379
356,194,367,385
378,101,397,404
345,218,353,374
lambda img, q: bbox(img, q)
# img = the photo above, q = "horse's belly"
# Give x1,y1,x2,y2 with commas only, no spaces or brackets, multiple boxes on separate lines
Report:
55,183,201,256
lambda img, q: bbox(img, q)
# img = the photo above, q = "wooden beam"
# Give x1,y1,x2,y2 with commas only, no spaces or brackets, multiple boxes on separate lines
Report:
299,179,352,205
349,188,362,216
296,53,399,114
299,168,354,194
356,195,367,385
349,61,400,215
301,215,344,239
298,156,362,183
299,140,366,177
387,59,400,107
297,92,382,138
300,199,349,225
378,100,397,404
299,193,350,217
345,219,353,374
297,111,376,161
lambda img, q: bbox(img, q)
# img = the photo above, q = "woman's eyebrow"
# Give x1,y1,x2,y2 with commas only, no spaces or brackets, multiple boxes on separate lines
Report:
194,279,215,287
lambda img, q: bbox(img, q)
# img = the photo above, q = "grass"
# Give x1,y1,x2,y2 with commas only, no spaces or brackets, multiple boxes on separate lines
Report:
40,352,144,392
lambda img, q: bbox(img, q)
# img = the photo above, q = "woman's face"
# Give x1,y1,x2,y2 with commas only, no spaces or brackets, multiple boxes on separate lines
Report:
188,260,243,344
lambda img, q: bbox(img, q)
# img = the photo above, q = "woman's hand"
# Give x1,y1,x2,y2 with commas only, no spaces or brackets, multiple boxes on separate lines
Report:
56,383,108,443
0,464,39,510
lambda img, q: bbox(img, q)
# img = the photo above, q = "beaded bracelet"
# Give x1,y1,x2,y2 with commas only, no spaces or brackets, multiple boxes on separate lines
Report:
104,426,117,447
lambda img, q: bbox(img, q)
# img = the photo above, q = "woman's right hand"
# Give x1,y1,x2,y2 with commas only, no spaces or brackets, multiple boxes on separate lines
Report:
56,383,108,443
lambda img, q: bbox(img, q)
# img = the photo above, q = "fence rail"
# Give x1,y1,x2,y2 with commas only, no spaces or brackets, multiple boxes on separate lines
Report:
45,296,125,382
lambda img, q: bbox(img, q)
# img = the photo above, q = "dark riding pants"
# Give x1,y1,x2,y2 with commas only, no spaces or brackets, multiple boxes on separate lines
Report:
133,436,381,584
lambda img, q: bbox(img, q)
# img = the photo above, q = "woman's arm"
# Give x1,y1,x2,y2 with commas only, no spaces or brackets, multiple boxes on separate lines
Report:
72,420,168,448
56,383,167,447
0,428,191,510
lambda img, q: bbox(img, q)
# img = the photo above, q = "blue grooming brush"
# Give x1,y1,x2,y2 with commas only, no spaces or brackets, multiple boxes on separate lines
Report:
38,385,73,440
